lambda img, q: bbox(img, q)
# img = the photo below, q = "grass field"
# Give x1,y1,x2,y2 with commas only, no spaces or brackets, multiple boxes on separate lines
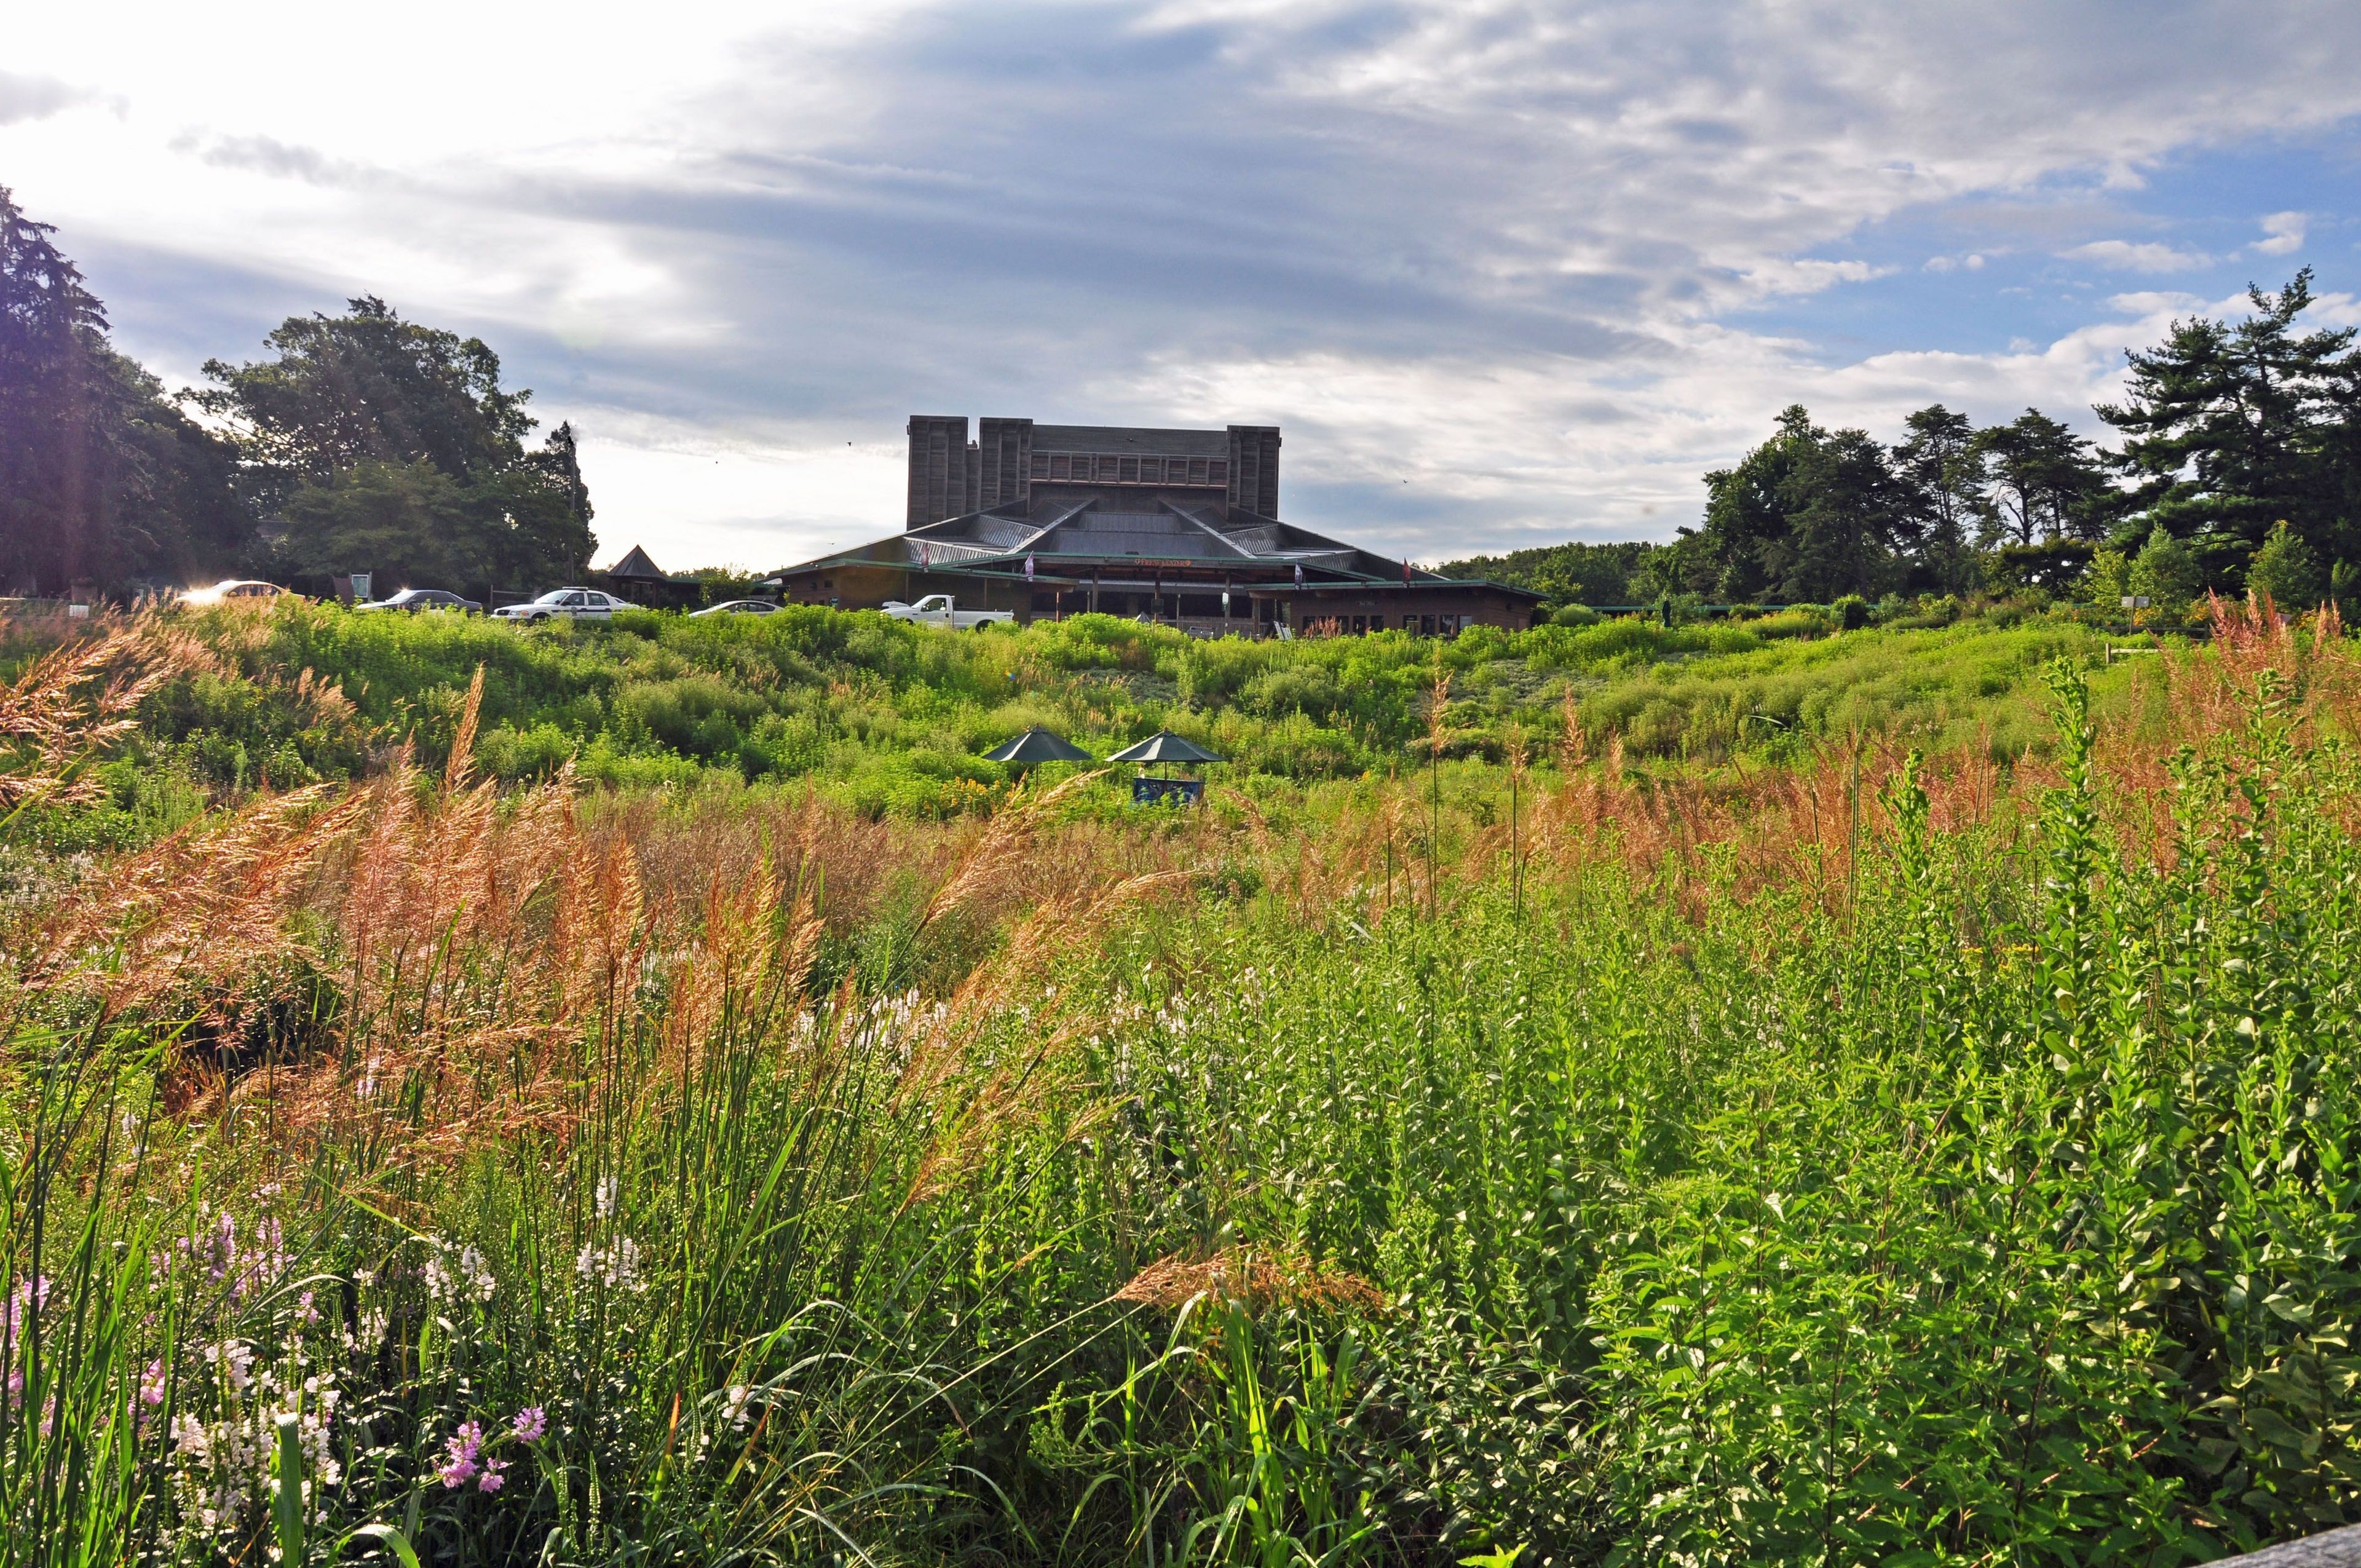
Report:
4,597,2355,1566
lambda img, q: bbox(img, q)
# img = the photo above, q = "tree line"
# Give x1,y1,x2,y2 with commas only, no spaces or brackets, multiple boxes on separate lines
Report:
1,186,593,598
1445,271,2361,614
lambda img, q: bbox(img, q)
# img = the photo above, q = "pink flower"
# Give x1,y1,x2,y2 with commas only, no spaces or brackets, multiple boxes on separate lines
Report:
510,1405,547,1441
437,1420,484,1488
141,1359,167,1406
478,1457,509,1493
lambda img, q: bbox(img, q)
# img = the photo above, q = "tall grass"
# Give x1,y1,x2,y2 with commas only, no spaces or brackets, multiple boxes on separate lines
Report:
4,598,2361,1563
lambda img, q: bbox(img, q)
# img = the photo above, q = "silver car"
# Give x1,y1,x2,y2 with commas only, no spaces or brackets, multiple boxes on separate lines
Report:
494,588,631,623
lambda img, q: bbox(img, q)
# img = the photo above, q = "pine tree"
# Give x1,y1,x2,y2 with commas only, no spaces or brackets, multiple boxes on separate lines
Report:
2097,269,2359,582
2248,520,2325,610
0,185,106,593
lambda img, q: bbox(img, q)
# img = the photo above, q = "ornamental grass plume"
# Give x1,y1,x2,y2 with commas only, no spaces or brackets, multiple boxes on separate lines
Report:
1114,1245,1386,1316
0,611,212,811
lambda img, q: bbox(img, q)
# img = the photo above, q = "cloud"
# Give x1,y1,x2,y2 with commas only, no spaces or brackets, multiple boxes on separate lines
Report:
0,71,88,126
2063,239,2211,272
193,134,378,188
2251,210,2306,255
9,0,2361,563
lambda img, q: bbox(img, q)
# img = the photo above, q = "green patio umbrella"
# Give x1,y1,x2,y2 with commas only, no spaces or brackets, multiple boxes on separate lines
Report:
1109,731,1224,806
984,727,1096,764
1106,731,1225,765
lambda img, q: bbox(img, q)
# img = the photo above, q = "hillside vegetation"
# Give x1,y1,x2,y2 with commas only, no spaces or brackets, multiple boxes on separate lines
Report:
6,600,2361,1565
32,598,2152,826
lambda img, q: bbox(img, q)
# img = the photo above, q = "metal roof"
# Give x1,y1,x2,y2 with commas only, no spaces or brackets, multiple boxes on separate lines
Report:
1109,731,1226,764
771,496,1543,599
984,727,1096,763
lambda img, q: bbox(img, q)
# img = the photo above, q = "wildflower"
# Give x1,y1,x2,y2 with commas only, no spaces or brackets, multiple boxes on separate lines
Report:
172,1414,210,1457
575,1234,643,1293
594,1176,617,1218
511,1405,547,1441
203,1340,255,1393
424,1241,496,1306
437,1421,484,1488
479,1456,509,1492
722,1384,753,1430
141,1358,167,1408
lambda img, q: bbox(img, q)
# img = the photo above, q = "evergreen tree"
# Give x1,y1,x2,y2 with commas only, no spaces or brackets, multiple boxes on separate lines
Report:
1690,406,1905,601
2248,520,2325,610
1892,405,1986,591
0,186,247,593
2096,269,2360,582
1971,409,2110,545
2128,525,2201,619
0,186,107,593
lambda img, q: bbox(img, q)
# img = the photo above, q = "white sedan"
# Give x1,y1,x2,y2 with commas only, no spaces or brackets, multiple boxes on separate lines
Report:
494,588,631,623
689,600,780,617
181,579,292,605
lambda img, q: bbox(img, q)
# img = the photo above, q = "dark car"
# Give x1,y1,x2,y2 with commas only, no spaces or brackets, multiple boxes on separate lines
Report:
357,588,483,614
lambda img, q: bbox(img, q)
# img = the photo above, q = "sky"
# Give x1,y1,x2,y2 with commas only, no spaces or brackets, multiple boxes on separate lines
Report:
7,1,2361,571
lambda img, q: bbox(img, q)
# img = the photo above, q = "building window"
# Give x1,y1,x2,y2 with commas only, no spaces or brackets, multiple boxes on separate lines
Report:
1049,454,1070,480
1421,614,1436,636
1139,456,1163,482
1404,614,1420,632
1351,615,1367,635
1209,460,1228,485
1031,454,1048,478
1189,458,1208,484
1120,456,1139,482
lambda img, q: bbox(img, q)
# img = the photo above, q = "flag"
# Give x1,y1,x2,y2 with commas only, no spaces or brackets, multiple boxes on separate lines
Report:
1402,557,1411,585
1294,561,1304,587
1024,552,1035,582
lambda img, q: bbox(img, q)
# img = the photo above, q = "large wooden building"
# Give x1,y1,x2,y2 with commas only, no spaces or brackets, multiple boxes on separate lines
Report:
769,416,1541,636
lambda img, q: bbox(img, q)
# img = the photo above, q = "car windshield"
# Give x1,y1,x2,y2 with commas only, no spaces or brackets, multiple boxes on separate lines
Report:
533,590,575,604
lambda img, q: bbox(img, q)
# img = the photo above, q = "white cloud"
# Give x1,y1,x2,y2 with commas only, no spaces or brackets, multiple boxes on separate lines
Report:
6,1,2361,563
2252,210,2307,255
0,71,89,126
2063,239,2212,272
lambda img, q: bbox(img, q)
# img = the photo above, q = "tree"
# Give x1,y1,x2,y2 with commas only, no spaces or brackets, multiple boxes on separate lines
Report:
2128,526,2201,620
1765,427,1907,603
2248,520,2325,610
200,298,595,586
0,186,247,594
276,460,492,586
1433,540,1658,606
2097,269,2360,582
0,185,106,592
1971,410,2110,545
1688,406,1904,601
1892,405,1986,591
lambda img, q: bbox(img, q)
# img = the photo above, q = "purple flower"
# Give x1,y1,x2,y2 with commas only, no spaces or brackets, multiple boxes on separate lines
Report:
510,1405,547,1441
437,1420,484,1488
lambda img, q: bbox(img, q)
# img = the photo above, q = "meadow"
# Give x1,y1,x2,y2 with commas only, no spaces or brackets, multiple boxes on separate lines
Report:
4,596,2358,1566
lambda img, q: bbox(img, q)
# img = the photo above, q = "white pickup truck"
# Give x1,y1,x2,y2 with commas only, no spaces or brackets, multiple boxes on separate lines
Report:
880,593,1014,631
